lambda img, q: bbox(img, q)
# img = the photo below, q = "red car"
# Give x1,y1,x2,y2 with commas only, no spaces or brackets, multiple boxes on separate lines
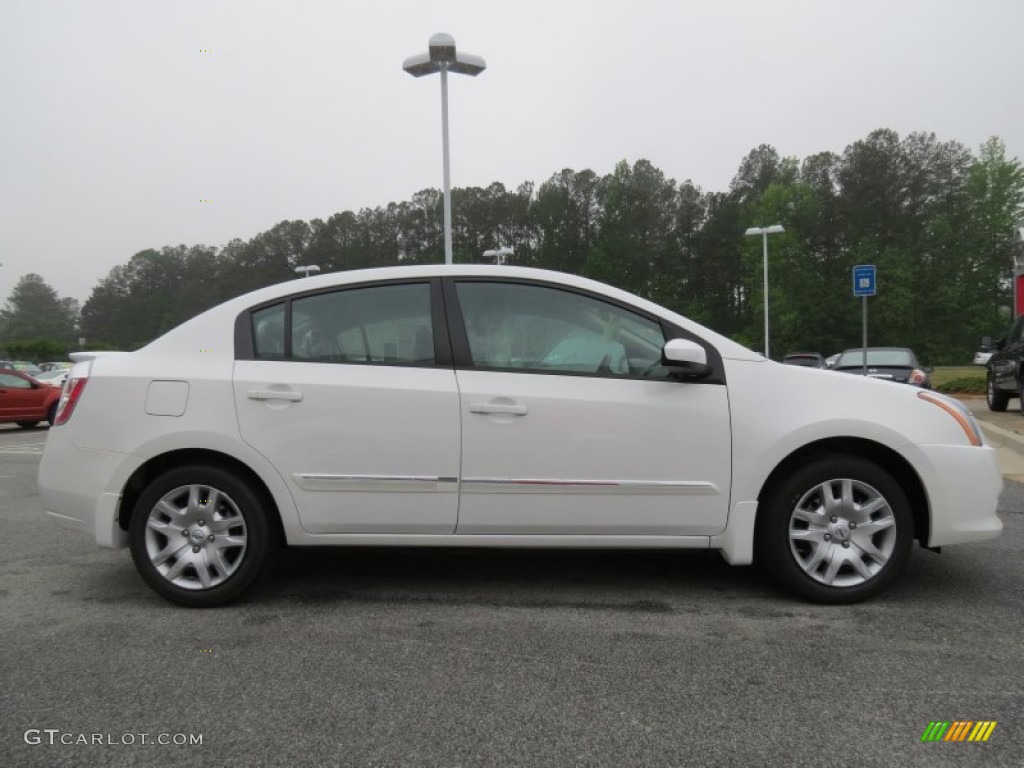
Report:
0,368,62,428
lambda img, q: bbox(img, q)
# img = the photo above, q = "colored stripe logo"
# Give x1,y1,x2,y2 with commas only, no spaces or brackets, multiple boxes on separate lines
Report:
921,721,997,742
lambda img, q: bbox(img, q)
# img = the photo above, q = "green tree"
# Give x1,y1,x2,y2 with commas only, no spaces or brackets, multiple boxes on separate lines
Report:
4,339,69,361
0,273,77,347
67,130,1024,361
690,191,746,337
965,137,1024,332
533,169,601,274
590,159,677,296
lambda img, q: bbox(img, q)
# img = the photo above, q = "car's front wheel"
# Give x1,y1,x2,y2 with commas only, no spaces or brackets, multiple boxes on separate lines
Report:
755,456,913,603
988,373,1009,412
129,465,277,607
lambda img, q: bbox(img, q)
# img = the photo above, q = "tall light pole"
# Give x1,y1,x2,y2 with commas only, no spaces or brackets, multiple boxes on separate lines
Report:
744,224,785,359
403,33,486,265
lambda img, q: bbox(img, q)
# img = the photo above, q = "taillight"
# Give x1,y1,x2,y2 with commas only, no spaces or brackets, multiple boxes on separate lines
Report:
909,369,927,386
54,376,88,426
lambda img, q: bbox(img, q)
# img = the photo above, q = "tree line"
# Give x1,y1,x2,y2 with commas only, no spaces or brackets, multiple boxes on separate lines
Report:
3,129,1022,364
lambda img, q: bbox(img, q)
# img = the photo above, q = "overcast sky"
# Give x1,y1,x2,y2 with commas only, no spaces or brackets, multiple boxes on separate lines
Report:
2,0,1022,305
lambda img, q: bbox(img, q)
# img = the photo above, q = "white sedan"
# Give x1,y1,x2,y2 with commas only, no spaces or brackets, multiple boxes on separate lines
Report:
38,266,1002,606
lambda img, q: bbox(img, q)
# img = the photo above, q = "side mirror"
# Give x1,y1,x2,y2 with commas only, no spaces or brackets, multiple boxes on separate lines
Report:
662,338,710,377
995,336,1006,351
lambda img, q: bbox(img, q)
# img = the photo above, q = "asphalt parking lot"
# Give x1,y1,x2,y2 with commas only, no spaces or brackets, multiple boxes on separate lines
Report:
1,422,1022,768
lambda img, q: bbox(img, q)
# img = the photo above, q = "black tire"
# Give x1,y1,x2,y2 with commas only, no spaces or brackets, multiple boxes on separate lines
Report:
16,421,39,429
46,402,57,426
755,455,914,604
129,465,278,607
987,373,1009,412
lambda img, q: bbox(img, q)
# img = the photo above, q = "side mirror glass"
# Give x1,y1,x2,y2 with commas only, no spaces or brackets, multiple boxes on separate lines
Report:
662,338,710,377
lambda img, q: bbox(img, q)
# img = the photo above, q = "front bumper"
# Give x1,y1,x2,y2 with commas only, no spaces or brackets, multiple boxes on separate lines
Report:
903,443,1003,547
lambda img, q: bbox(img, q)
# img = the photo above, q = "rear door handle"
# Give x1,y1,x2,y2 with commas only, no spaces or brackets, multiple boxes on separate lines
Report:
469,402,527,416
247,389,303,402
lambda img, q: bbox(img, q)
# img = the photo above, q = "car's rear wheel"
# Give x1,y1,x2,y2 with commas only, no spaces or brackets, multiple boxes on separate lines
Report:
988,373,1009,411
755,456,913,603
16,421,39,428
129,465,277,607
46,402,57,426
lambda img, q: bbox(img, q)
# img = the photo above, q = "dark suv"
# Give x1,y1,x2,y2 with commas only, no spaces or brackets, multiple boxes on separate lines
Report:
985,316,1024,411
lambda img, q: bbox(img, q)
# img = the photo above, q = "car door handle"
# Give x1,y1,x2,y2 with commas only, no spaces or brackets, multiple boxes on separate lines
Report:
247,389,303,402
469,402,527,416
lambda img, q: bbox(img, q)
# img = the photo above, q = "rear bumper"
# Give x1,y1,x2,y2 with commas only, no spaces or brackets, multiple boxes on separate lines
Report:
44,495,128,548
37,431,134,549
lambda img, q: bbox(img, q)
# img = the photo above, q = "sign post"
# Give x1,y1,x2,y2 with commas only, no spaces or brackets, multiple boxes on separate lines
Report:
852,265,877,376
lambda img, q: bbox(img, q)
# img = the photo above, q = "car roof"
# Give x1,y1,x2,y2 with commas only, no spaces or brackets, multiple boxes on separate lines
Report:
139,265,763,363
839,346,912,353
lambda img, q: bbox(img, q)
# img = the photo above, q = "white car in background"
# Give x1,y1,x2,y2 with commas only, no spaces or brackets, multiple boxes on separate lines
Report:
32,369,69,388
38,266,1002,607
974,336,995,365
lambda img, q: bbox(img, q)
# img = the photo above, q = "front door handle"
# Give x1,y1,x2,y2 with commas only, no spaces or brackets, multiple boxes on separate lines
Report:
469,402,527,416
247,389,303,402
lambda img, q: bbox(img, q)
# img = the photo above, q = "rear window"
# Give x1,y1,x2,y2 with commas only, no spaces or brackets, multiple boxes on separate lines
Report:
783,355,821,367
836,349,913,367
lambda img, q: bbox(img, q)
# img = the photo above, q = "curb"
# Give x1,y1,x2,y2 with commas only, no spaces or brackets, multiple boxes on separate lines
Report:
978,420,1024,454
976,422,1024,482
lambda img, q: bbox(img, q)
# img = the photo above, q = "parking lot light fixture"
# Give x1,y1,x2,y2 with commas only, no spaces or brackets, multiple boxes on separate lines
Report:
744,224,785,359
403,33,486,266
294,265,321,278
482,246,513,265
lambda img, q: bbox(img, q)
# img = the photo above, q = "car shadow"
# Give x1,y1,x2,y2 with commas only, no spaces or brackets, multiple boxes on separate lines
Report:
261,546,773,610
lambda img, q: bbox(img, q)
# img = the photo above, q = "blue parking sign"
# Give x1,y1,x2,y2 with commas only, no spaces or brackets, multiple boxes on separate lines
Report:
853,265,876,296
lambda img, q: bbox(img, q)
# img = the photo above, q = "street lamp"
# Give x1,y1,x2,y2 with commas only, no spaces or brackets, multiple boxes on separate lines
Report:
482,246,513,265
744,224,785,359
294,265,321,278
403,33,486,265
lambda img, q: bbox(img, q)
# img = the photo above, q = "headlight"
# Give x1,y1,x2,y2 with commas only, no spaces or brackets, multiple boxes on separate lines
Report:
917,391,983,447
